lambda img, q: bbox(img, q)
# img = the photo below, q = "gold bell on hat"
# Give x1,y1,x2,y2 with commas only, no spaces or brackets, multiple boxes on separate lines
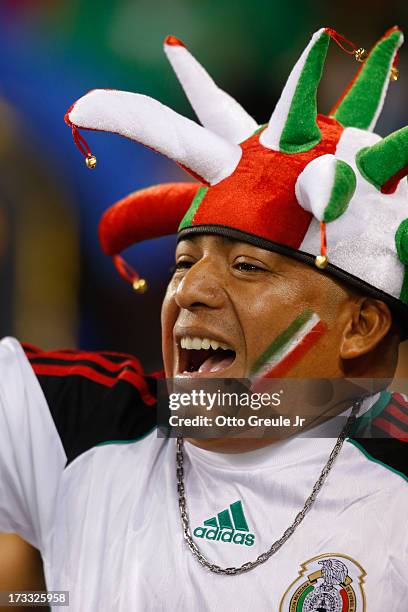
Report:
315,255,329,269
85,154,97,169
390,66,399,81
133,278,148,293
354,47,368,62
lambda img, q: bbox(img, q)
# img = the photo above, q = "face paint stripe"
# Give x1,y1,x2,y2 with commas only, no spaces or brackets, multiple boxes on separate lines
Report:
250,308,315,376
252,313,321,379
260,319,327,379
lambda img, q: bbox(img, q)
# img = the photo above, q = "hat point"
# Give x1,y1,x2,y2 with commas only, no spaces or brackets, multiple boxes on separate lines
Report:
164,35,186,48
385,25,401,35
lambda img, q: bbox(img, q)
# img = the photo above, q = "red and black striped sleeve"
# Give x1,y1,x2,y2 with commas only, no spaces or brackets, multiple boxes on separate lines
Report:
22,343,162,465
350,392,408,478
371,392,408,442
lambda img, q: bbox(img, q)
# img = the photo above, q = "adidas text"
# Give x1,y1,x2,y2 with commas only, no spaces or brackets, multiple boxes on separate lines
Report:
193,527,255,546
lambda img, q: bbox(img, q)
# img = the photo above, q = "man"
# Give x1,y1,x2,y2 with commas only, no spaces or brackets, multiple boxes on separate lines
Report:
1,26,407,610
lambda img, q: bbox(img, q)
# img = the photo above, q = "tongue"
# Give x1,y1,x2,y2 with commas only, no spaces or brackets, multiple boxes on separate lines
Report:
198,352,235,374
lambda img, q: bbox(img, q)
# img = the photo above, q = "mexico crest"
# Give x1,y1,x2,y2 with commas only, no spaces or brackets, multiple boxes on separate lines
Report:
279,553,366,611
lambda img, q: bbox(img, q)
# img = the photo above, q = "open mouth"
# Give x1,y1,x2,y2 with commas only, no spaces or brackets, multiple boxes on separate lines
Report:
177,336,236,375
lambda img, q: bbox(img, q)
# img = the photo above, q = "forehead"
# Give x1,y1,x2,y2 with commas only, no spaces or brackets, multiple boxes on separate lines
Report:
177,234,270,253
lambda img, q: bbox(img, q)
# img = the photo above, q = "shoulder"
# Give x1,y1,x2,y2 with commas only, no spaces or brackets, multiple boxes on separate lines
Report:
0,337,40,401
0,335,31,370
23,341,158,404
0,337,46,430
348,391,408,482
21,341,163,465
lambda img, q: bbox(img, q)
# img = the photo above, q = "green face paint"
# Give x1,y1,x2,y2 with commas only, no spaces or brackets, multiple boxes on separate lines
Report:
250,309,327,382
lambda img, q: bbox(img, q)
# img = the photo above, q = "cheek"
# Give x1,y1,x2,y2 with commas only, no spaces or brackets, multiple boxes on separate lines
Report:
239,287,303,367
241,282,307,335
161,283,179,374
239,284,323,372
237,272,347,376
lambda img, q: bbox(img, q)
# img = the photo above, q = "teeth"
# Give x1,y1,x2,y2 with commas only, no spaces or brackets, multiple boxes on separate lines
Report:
179,336,232,351
192,337,202,350
180,337,193,349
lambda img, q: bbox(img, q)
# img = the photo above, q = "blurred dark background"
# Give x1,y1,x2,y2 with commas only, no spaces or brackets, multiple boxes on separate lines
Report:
0,0,407,374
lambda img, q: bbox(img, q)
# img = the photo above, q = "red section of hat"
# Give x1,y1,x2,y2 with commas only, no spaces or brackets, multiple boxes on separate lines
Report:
381,162,408,195
164,35,186,47
99,182,200,255
191,115,343,249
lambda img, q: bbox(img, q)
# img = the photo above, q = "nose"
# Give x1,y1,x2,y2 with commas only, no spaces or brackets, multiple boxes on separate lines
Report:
175,257,226,311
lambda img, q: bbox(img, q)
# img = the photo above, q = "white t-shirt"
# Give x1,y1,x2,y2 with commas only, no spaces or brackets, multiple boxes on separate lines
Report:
0,337,407,611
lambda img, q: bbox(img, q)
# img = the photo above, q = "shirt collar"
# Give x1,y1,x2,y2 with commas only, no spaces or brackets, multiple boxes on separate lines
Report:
183,393,381,471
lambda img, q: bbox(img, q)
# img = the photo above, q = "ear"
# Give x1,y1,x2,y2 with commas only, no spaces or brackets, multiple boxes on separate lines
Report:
340,298,392,359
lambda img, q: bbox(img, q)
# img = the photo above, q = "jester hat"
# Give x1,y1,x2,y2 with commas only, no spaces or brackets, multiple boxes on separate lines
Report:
65,27,408,330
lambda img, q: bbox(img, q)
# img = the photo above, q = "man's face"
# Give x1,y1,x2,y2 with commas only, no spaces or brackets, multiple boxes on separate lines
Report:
161,235,353,379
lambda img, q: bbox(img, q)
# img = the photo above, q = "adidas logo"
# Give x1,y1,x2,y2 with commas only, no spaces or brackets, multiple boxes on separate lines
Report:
193,500,255,547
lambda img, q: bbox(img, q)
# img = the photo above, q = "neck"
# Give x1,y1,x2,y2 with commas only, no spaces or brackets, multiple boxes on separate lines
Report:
187,385,371,454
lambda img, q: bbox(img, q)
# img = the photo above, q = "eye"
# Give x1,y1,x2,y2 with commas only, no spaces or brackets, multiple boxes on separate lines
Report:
233,261,267,273
170,260,194,274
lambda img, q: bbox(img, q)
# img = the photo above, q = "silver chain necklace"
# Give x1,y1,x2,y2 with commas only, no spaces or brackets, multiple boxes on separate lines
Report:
176,398,362,576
